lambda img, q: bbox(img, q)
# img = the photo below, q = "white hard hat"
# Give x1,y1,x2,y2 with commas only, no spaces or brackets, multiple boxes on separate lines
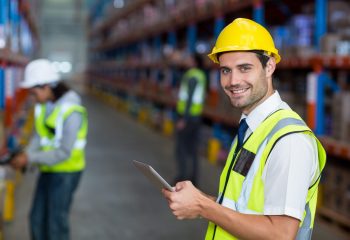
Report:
21,59,60,88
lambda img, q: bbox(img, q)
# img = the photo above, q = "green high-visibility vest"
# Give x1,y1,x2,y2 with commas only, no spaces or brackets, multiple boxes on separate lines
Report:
176,68,206,116
205,109,326,240
34,103,88,172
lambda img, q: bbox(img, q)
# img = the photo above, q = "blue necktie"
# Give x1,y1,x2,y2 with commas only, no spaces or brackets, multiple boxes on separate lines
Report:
237,118,248,150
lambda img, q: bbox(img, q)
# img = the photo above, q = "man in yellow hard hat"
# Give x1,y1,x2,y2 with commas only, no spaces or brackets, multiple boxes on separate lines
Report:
163,18,326,240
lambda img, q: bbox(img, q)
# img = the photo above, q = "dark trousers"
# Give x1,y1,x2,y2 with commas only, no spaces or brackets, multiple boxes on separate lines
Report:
175,119,200,185
30,171,82,240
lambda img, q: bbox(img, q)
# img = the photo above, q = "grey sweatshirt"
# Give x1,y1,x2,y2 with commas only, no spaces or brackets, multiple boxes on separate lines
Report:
26,90,84,166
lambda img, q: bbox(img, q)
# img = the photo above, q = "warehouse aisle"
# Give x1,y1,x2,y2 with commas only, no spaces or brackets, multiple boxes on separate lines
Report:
3,89,347,240
3,89,221,240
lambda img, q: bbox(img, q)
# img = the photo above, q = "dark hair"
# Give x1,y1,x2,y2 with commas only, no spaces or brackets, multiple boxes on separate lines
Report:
51,81,70,101
216,50,270,68
249,50,270,68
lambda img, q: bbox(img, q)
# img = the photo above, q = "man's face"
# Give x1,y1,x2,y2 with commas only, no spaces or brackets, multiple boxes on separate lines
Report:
218,51,275,115
30,85,51,103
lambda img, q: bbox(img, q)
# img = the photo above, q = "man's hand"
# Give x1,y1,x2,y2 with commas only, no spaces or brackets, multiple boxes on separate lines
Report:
162,181,209,220
10,153,28,170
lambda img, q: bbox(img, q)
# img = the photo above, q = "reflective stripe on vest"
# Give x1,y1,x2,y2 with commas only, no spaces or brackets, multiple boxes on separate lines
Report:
176,68,206,116
34,103,88,172
39,137,86,150
205,109,326,240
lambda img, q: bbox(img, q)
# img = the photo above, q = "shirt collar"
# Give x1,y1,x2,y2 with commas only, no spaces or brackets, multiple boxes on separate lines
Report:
241,91,287,132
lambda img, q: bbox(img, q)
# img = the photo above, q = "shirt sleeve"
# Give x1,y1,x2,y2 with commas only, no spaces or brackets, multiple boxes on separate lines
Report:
262,133,319,220
25,133,41,153
27,111,83,166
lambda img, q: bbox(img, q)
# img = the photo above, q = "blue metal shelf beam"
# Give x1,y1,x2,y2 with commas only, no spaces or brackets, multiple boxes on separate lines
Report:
187,24,197,54
214,17,225,39
315,0,327,50
253,0,265,26
167,30,177,48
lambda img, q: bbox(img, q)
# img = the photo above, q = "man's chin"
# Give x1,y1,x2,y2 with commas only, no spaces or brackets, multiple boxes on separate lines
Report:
230,99,246,109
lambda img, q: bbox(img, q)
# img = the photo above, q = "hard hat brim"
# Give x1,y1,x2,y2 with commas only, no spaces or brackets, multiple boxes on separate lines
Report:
20,81,37,89
20,78,60,89
207,48,281,64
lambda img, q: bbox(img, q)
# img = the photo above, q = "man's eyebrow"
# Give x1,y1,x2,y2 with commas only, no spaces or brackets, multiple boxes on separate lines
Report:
220,63,253,69
236,63,253,68
219,66,231,70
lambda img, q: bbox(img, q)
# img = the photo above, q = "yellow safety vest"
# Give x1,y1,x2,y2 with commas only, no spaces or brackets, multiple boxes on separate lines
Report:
176,68,206,116
205,109,326,240
34,103,88,172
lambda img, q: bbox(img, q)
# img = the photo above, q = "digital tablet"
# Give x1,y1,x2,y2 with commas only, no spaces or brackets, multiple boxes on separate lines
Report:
133,160,174,192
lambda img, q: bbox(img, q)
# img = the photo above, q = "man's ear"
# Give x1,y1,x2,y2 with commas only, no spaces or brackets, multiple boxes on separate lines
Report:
265,58,276,77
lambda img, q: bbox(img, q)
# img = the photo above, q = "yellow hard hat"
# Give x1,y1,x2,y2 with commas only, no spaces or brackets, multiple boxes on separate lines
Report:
208,18,281,64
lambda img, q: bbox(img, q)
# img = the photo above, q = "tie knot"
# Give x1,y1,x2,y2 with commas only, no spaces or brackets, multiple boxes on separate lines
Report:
238,118,248,133
237,119,248,149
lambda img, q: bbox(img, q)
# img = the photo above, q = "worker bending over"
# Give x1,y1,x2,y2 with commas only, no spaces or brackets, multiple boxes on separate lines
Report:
11,59,88,240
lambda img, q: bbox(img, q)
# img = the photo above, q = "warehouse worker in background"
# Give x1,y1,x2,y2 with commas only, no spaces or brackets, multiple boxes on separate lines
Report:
163,18,326,240
173,53,207,186
10,59,88,240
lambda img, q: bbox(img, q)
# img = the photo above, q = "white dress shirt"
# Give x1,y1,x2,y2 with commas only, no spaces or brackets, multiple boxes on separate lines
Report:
241,91,319,220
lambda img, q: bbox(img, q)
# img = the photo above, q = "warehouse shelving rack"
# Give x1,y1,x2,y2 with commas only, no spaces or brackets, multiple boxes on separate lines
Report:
0,0,38,236
90,0,261,51
87,0,350,234
0,48,27,66
0,0,38,150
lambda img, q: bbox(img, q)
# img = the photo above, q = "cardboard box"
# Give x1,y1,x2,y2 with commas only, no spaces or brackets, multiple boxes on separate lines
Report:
332,92,350,141
320,34,341,55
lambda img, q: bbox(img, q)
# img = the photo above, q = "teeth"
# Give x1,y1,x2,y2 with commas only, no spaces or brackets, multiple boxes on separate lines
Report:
232,88,247,94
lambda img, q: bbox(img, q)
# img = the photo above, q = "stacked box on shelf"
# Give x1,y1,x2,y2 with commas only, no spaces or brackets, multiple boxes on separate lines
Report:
143,2,161,27
322,162,350,218
271,12,316,59
332,91,350,142
321,0,350,56
110,19,128,40
195,0,223,16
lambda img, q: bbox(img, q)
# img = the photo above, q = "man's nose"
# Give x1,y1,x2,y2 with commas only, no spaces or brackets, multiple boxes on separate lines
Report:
229,70,241,85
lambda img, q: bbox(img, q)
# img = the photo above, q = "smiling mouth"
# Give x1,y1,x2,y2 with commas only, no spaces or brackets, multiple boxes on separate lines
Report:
230,87,249,95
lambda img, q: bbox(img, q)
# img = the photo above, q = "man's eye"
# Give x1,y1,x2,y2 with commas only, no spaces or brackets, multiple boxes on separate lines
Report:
221,68,230,74
239,66,250,72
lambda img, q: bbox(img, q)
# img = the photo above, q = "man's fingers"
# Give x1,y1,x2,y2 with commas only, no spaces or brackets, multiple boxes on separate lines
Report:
169,202,177,211
175,180,194,191
162,189,177,203
175,181,186,191
162,189,170,199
